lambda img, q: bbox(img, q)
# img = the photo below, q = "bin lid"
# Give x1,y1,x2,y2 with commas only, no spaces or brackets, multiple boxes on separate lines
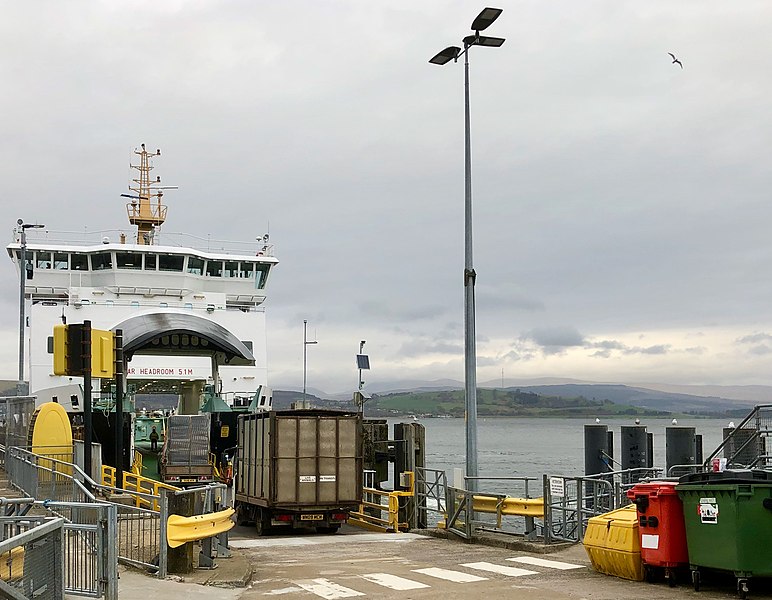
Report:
677,469,772,485
625,480,679,498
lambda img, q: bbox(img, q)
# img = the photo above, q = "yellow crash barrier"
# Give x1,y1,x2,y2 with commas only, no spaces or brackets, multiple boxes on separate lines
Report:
166,508,235,548
472,495,544,518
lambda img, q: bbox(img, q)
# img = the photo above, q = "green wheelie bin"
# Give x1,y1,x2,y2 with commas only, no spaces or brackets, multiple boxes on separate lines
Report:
676,469,772,599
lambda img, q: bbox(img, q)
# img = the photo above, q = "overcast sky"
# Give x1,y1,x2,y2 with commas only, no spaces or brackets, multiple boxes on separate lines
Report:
2,1,772,395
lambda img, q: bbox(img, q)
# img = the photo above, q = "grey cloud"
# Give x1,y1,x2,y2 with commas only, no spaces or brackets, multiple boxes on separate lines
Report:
749,345,772,356
503,349,536,362
396,340,463,358
587,340,671,358
359,300,447,322
684,346,707,355
522,327,585,349
737,333,772,345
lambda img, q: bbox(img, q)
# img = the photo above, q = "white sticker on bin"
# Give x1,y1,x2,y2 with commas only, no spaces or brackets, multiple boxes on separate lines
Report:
641,534,659,550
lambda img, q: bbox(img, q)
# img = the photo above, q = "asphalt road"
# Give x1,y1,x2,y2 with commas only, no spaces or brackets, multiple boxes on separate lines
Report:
232,524,758,600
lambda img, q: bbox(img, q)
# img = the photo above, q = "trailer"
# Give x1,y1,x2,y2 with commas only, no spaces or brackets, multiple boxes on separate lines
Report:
160,414,215,486
235,409,362,535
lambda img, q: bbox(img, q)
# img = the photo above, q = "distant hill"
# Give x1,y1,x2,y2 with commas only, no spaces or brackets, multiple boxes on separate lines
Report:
365,388,669,418
509,384,755,414
272,390,356,411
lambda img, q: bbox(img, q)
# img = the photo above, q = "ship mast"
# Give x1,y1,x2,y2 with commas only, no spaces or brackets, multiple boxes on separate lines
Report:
124,144,174,245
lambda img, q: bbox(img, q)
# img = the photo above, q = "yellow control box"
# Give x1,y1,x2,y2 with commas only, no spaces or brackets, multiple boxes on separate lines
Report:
583,504,644,581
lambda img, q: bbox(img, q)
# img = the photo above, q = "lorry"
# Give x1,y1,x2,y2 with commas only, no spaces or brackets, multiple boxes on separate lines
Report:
159,414,215,486
234,409,362,535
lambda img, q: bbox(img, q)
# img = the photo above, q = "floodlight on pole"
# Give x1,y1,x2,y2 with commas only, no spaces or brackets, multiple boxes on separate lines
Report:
429,7,505,493
17,219,45,395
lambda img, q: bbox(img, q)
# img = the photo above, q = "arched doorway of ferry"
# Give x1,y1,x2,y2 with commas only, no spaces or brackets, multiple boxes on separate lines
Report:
99,312,267,481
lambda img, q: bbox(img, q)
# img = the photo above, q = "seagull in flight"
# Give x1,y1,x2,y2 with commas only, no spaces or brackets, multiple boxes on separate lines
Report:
668,52,683,69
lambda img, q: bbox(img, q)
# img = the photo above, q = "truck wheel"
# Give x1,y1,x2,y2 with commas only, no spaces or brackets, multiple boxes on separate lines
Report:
255,513,271,536
235,504,252,526
316,525,340,534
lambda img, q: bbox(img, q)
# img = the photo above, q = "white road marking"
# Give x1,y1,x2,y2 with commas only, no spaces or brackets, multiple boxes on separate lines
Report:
262,588,302,595
294,578,365,599
360,573,430,590
507,556,585,570
412,567,488,583
231,532,425,549
461,562,538,577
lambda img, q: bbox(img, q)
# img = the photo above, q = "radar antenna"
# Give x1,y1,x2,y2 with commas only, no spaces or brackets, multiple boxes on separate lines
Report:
121,143,177,245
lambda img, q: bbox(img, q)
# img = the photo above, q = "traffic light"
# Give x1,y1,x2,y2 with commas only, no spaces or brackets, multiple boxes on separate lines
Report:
52,324,114,377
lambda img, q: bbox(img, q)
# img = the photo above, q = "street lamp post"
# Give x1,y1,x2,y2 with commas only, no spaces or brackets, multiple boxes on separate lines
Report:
430,8,505,492
302,319,317,405
17,219,45,395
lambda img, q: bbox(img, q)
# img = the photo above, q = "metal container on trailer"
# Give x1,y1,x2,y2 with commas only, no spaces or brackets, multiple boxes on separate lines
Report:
160,414,214,485
235,409,362,535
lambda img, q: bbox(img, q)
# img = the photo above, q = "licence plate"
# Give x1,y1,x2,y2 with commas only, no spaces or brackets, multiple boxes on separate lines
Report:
181,478,196,483
300,514,324,521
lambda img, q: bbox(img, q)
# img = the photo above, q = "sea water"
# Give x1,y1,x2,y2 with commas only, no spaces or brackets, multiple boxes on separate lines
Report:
386,416,731,490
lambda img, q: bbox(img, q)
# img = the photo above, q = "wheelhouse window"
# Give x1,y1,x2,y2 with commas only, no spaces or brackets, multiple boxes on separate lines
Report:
159,254,184,272
206,260,223,277
36,252,52,269
91,252,112,271
187,257,204,275
71,254,88,270
239,262,254,279
116,252,142,270
53,253,68,270
144,254,157,270
224,261,238,278
255,264,270,289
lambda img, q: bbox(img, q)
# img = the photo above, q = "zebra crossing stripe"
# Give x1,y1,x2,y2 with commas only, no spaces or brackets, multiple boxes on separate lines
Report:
360,573,430,590
412,567,488,583
294,578,365,599
461,562,538,577
507,556,584,570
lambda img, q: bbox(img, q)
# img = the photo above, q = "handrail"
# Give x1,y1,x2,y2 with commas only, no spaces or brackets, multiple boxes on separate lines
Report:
702,404,772,465
349,471,415,533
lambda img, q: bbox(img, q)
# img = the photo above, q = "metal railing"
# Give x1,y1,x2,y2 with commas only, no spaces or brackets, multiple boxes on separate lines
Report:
541,467,661,544
704,404,772,469
414,468,447,528
443,476,542,540
0,517,66,600
6,446,154,576
349,472,415,533
158,484,230,577
0,495,117,600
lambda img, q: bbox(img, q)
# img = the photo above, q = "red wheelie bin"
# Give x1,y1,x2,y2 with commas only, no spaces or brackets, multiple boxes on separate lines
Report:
627,481,689,586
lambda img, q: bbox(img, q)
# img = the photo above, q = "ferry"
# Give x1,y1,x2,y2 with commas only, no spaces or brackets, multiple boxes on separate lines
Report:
7,144,276,467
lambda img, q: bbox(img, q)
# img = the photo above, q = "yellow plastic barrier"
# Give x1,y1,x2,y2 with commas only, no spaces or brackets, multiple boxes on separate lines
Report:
166,508,235,548
583,504,643,581
472,495,544,518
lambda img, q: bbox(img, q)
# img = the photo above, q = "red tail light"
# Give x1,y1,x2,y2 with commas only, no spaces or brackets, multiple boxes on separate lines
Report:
275,514,293,522
332,513,348,521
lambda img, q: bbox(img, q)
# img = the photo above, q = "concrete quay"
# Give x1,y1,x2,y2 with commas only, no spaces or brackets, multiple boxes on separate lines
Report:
114,523,772,600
